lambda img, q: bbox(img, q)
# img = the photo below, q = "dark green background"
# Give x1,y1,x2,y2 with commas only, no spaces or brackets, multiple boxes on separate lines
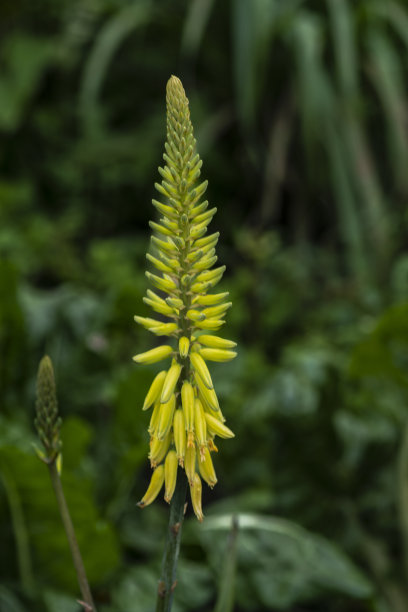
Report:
2,0,408,610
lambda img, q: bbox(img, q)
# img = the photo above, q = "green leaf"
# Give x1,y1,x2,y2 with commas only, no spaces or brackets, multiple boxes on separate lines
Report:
0,35,55,131
0,586,27,612
327,0,358,100
79,1,152,136
60,416,93,471
201,513,373,608
350,302,408,386
0,437,120,592
43,590,81,612
366,28,408,190
181,0,216,59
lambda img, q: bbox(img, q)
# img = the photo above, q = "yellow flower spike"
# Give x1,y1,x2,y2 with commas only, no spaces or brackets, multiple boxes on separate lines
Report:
190,352,213,389
156,394,176,440
179,336,190,357
149,431,172,468
164,450,178,503
160,361,182,403
197,335,237,350
194,398,207,459
199,348,237,362
133,345,173,364
185,444,196,485
198,447,217,488
143,370,167,411
181,381,195,446
134,76,236,519
204,412,235,439
173,409,186,466
189,473,204,522
137,465,165,508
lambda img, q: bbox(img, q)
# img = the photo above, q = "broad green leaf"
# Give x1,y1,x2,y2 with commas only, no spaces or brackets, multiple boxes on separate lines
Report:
201,513,373,608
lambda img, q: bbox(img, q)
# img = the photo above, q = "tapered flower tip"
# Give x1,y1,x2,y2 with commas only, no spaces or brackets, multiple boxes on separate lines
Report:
37,355,56,404
167,75,185,97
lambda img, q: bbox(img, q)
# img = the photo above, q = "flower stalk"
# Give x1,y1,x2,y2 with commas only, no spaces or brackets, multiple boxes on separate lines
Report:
34,356,96,612
133,75,236,609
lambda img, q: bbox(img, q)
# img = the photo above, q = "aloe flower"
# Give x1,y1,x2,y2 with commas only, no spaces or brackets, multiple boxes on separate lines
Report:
133,76,236,521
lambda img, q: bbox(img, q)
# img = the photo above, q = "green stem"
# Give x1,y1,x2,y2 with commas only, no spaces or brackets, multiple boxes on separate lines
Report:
1,467,35,594
48,461,96,611
156,472,188,612
397,419,408,587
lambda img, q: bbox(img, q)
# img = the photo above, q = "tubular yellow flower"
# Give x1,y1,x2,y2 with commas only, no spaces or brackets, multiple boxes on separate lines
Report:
193,292,229,306
181,381,195,446
198,447,217,488
204,412,235,439
138,465,165,508
190,352,213,389
194,372,220,412
194,398,207,459
133,345,173,364
164,450,178,503
197,335,237,349
185,444,196,485
143,370,167,411
173,409,186,466
156,394,176,441
190,473,204,522
133,75,236,519
198,348,237,362
179,336,190,357
160,362,182,403
148,400,161,437
149,431,171,467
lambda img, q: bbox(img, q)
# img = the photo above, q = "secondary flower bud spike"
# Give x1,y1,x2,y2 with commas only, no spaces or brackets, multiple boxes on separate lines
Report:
133,75,236,519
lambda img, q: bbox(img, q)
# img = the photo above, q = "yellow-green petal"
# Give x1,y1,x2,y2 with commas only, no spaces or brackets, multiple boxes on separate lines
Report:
133,345,173,364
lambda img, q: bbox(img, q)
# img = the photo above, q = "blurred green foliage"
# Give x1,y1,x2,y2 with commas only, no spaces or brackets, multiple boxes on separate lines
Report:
2,0,408,610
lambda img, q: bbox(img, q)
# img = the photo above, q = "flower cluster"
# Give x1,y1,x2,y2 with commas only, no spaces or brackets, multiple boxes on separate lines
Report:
133,76,236,521
34,355,62,465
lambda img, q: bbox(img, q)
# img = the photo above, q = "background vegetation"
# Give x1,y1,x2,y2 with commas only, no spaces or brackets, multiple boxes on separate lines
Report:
2,0,408,610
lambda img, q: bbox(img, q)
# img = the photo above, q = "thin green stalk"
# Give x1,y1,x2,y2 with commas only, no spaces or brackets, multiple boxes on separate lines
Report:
156,473,188,612
48,461,96,612
214,516,239,612
397,419,408,587
1,467,34,594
